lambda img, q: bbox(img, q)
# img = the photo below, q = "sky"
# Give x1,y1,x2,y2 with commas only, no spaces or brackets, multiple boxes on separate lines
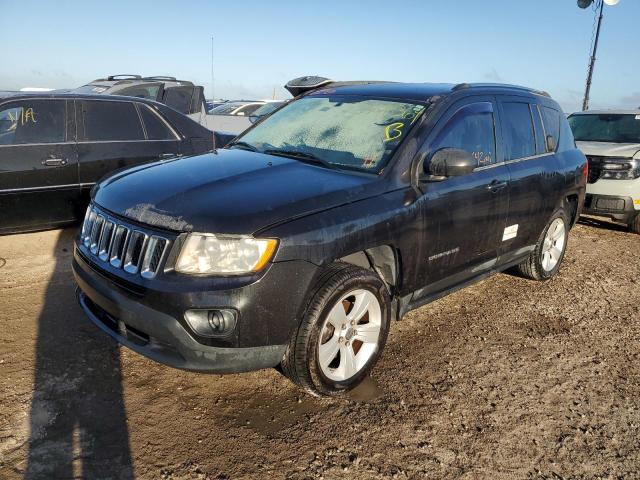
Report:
1,0,639,113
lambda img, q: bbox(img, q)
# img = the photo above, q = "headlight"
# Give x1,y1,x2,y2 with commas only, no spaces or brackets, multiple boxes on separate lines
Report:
600,159,640,180
175,234,278,275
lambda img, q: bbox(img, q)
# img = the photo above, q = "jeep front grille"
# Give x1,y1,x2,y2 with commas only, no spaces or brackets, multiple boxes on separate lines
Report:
80,205,169,279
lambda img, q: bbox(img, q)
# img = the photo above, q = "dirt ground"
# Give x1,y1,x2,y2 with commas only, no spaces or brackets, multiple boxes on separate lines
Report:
1,218,639,479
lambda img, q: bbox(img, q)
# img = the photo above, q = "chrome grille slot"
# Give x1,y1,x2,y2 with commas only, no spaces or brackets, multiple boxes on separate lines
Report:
140,236,168,279
80,207,92,241
83,210,97,247
109,225,130,268
80,205,170,279
89,215,105,254
98,220,114,261
123,231,148,274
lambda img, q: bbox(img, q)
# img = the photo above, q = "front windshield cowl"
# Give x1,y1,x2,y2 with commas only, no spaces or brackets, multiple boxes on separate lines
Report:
230,94,428,173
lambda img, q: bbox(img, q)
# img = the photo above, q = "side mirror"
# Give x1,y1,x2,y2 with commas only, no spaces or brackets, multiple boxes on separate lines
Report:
545,134,557,152
425,148,477,179
236,111,245,116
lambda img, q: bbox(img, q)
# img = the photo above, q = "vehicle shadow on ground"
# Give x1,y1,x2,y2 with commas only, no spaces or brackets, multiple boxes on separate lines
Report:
578,215,630,233
25,229,134,479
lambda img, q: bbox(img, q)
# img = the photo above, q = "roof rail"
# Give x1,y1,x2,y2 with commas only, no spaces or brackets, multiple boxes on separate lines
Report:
107,74,142,81
143,76,177,81
452,82,550,97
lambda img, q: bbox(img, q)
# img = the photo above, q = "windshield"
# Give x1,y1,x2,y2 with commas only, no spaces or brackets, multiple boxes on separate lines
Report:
568,113,640,143
111,84,161,100
251,102,283,117
233,95,427,172
210,103,245,115
75,84,109,94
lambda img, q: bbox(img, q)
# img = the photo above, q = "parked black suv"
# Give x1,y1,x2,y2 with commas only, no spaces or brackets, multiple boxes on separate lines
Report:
73,79,587,396
0,92,213,234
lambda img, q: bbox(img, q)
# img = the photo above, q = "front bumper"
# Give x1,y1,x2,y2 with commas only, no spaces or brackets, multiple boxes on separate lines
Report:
583,193,637,224
73,246,319,373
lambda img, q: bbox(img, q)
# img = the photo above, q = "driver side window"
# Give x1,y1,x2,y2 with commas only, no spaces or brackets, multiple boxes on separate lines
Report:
432,102,497,167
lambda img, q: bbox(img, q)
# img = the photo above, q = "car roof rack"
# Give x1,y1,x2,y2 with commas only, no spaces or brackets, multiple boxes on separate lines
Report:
143,76,177,81
452,82,550,97
107,74,142,81
142,76,193,85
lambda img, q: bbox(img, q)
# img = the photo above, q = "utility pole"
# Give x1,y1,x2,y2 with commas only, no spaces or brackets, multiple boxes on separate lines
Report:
582,0,604,111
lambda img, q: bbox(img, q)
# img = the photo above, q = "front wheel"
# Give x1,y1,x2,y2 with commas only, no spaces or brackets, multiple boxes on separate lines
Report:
516,209,569,281
630,213,640,234
281,263,391,397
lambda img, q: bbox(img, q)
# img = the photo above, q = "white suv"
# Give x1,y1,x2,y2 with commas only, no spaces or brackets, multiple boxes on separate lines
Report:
568,110,640,233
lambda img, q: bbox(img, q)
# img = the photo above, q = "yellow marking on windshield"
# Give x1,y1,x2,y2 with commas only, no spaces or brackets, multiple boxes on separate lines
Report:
384,122,404,142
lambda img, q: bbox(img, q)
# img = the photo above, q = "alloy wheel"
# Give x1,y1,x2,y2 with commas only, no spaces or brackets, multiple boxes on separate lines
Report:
317,289,382,382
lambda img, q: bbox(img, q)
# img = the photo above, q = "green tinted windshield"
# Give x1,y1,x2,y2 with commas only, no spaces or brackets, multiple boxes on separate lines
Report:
234,95,426,172
568,114,640,143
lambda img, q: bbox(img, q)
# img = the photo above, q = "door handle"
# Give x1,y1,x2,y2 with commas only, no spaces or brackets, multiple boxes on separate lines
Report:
41,158,68,167
159,153,176,159
486,180,508,192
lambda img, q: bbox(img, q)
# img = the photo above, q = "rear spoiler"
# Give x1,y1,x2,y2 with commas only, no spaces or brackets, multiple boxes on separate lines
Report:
284,76,333,97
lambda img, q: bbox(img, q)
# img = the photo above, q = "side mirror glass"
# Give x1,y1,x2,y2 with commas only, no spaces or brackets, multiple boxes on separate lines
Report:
425,148,478,179
545,134,557,153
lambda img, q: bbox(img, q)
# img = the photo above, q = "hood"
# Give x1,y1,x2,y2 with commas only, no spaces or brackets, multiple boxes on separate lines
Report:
576,141,640,159
93,149,382,234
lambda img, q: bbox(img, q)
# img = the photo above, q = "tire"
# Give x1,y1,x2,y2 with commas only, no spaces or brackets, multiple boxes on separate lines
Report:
281,262,391,397
630,213,640,234
516,209,570,281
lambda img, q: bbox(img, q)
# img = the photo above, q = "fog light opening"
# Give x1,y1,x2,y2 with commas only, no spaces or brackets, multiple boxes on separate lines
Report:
184,309,237,338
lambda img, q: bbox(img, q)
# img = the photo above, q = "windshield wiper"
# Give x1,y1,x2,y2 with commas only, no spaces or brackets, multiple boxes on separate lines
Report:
226,140,259,152
263,149,338,170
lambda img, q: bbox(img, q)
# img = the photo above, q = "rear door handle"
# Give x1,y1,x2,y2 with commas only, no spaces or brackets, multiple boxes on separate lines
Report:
486,180,508,192
41,158,68,167
159,153,176,159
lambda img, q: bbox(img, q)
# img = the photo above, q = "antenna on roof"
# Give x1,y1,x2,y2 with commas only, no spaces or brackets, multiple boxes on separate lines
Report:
211,35,216,153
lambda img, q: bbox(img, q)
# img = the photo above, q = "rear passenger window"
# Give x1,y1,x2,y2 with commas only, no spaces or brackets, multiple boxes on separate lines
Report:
139,105,175,140
502,102,535,160
0,100,65,145
540,106,561,152
82,101,144,141
163,87,193,114
432,102,496,166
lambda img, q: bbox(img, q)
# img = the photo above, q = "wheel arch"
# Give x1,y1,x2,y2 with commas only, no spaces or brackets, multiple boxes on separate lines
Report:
565,193,579,227
338,245,401,294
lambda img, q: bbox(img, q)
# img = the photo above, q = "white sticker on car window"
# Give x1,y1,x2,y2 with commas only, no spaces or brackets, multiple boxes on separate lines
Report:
502,224,519,241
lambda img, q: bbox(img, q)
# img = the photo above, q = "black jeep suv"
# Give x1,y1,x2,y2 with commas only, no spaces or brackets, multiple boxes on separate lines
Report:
0,92,213,234
73,78,587,396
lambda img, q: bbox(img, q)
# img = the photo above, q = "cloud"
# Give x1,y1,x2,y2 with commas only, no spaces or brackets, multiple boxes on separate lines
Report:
483,68,503,82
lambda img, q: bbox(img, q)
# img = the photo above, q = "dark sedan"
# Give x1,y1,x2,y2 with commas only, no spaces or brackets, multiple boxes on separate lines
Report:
0,92,213,234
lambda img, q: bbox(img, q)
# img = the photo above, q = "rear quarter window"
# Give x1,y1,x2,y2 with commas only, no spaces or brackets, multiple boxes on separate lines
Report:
139,105,175,140
82,101,145,141
540,106,561,151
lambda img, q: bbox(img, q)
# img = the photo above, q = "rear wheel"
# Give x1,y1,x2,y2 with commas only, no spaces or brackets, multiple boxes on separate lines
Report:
281,263,391,397
630,213,640,234
516,209,569,281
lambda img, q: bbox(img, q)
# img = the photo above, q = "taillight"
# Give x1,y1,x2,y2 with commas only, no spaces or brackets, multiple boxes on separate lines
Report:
582,161,588,179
